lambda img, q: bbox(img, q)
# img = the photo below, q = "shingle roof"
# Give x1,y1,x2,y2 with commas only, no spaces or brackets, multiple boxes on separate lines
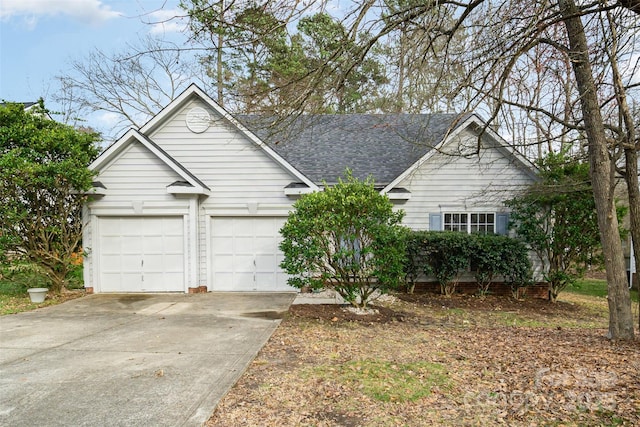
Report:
238,113,471,185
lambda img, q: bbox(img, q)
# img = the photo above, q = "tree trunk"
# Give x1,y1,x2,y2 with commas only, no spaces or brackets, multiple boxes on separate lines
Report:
559,0,634,339
606,9,640,330
624,147,640,331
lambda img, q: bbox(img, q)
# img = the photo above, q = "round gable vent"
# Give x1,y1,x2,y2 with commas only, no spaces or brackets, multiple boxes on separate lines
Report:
186,107,210,133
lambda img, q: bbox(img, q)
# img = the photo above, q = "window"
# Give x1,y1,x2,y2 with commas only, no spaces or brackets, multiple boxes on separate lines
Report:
444,212,495,234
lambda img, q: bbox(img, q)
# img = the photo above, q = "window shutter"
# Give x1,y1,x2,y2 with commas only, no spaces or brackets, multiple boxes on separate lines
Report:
496,213,509,235
429,213,442,231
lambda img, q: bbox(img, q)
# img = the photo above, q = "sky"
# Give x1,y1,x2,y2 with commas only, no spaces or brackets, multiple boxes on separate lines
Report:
0,0,189,136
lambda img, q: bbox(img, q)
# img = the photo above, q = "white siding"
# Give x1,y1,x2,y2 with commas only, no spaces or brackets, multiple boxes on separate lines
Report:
90,143,187,207
149,98,299,206
149,98,300,286
398,129,535,230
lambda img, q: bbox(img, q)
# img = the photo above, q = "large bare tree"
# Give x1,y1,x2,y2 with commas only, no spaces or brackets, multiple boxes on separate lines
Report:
181,0,639,339
53,36,208,140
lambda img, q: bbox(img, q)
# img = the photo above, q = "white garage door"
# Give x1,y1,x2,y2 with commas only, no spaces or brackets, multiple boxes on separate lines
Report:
211,217,292,291
98,217,184,292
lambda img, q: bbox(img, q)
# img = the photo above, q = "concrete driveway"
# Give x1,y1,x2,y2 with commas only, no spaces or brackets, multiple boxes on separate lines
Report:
0,292,295,427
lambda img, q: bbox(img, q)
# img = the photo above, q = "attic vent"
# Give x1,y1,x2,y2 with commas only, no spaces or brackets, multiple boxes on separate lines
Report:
186,107,210,133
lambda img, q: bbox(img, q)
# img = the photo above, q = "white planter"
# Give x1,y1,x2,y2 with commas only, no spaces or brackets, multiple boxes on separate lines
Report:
27,288,48,303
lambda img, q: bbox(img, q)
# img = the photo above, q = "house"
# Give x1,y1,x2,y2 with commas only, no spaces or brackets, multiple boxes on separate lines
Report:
0,101,52,120
82,84,537,293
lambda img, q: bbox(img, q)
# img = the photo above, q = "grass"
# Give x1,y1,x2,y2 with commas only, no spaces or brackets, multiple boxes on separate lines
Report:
312,359,449,403
208,285,640,426
567,278,639,301
0,262,85,315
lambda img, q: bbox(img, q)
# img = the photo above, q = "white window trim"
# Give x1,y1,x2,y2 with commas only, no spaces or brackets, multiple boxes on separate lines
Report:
443,212,496,234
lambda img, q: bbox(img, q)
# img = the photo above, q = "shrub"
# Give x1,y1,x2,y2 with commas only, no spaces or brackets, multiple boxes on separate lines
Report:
421,231,471,296
404,230,532,296
403,229,427,294
279,171,406,308
470,234,532,296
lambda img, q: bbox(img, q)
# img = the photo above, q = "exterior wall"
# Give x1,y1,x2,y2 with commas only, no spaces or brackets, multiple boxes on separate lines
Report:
148,98,299,284
149,98,298,207
398,128,535,231
89,143,187,207
395,128,544,283
84,142,193,291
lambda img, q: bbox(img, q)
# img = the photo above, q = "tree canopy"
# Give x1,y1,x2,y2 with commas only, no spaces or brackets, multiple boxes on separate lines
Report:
179,0,639,339
0,102,100,292
506,153,619,301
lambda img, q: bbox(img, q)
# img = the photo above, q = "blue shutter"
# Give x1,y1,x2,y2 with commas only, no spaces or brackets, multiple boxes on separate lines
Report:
496,213,509,235
429,213,442,231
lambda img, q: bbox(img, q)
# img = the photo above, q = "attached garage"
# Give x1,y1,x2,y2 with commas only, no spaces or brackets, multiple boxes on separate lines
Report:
210,217,292,291
97,217,185,292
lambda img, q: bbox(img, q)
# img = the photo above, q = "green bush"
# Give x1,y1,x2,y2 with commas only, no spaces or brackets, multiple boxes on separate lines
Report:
403,229,426,294
470,234,532,296
0,262,52,294
404,230,532,296
421,231,471,296
505,153,621,302
279,171,406,308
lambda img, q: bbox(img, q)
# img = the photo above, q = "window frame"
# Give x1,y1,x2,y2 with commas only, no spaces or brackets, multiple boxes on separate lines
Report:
443,212,496,235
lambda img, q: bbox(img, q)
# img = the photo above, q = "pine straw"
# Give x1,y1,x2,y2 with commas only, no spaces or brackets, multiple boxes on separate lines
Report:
207,293,640,426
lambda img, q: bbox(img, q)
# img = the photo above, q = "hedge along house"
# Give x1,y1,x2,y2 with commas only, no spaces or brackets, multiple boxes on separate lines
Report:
82,84,538,294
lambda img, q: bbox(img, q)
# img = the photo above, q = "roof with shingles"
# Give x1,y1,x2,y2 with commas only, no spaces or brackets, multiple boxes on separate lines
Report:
238,113,472,185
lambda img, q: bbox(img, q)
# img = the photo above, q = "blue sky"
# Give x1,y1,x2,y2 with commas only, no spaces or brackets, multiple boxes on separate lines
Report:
0,0,189,134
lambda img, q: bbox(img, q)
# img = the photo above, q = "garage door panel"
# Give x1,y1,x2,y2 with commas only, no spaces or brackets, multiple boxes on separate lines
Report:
119,256,141,272
143,255,165,271
100,254,123,271
164,236,184,250
98,217,184,292
234,238,253,253
100,236,123,253
254,221,275,235
142,236,164,252
122,240,142,255
212,254,233,268
211,217,292,291
255,254,277,270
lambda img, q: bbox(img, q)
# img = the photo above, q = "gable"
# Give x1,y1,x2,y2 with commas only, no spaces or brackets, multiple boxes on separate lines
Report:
148,98,315,204
91,129,209,195
381,114,537,192
396,124,537,230
140,84,316,191
94,142,185,202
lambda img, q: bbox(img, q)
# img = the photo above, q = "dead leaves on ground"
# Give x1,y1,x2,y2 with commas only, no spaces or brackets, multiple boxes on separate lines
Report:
207,294,640,426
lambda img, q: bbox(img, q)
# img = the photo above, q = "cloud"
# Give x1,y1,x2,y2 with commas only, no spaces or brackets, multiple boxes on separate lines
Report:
0,0,121,27
146,9,187,35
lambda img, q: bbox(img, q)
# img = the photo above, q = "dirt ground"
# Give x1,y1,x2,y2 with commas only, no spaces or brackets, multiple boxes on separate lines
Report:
206,292,640,427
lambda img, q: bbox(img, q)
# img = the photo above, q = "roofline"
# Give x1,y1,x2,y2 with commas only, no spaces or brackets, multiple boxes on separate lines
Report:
381,113,471,193
89,128,210,194
139,83,319,191
381,114,538,193
466,114,538,179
